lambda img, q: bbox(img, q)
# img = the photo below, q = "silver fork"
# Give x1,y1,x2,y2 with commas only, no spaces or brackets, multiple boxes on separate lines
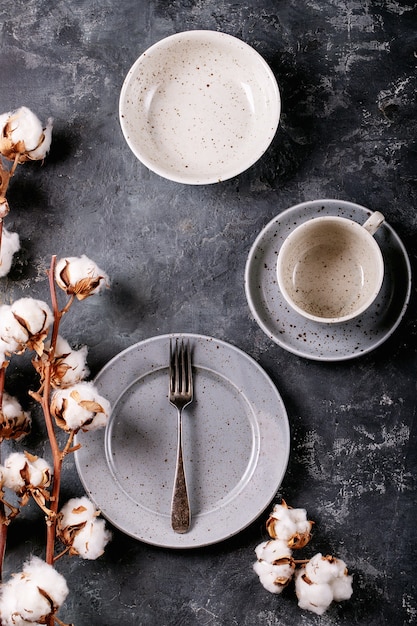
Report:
169,338,193,533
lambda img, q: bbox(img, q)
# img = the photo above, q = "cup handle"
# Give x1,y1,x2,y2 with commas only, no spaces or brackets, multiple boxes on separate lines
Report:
362,211,385,236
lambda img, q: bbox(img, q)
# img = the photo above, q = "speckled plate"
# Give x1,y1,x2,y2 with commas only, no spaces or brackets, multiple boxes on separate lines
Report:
74,333,290,548
119,30,280,184
245,199,411,361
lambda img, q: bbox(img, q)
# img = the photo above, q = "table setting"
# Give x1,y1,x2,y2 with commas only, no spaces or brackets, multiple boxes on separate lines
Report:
0,1,416,625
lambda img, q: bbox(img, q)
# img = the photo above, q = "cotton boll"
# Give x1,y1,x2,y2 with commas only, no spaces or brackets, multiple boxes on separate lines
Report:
305,553,352,586
0,465,6,488
54,335,89,386
10,298,53,337
50,381,110,431
0,107,53,163
0,573,51,626
1,297,53,357
0,391,31,441
27,456,51,488
7,107,44,151
58,496,111,560
295,568,334,616
2,452,51,491
305,553,343,584
255,539,292,563
72,517,112,560
22,557,69,606
269,513,297,539
254,559,295,594
0,304,29,353
331,572,353,602
2,452,27,490
253,539,295,594
266,500,313,548
0,556,69,626
55,255,109,300
0,227,20,277
59,496,97,526
295,554,353,615
27,116,53,160
39,335,89,388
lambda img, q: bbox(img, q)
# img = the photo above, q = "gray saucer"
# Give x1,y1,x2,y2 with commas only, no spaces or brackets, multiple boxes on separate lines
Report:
245,199,411,361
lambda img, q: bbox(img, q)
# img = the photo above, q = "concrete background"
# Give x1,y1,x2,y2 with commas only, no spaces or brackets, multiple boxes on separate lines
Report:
0,1,416,625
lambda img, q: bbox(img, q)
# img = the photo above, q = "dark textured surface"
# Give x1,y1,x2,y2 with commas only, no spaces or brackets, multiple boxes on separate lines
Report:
0,1,416,625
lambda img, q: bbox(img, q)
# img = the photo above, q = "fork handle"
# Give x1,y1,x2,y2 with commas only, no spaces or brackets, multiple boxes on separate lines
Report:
171,409,190,533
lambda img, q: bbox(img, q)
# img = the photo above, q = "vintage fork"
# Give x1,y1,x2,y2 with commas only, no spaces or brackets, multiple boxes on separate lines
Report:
169,338,193,533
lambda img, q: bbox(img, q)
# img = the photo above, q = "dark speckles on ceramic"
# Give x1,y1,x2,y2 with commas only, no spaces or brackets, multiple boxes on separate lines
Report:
244,199,411,361
119,30,280,184
277,215,384,323
75,333,290,548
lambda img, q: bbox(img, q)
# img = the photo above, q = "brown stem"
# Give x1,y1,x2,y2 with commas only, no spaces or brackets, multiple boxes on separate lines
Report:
43,256,77,564
0,365,5,410
9,154,20,178
0,503,7,583
53,545,71,562
42,360,61,566
48,255,61,353
47,257,74,348
61,430,79,458
0,365,6,581
0,161,11,198
42,257,63,565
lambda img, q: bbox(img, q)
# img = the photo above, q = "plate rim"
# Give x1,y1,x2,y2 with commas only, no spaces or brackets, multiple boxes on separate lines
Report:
118,29,281,184
245,199,412,361
75,332,290,548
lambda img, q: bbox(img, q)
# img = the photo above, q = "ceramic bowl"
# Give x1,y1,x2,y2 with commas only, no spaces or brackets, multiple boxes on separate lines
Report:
119,30,280,184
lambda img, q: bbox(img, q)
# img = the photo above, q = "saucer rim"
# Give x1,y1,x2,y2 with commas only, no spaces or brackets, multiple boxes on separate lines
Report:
244,198,412,362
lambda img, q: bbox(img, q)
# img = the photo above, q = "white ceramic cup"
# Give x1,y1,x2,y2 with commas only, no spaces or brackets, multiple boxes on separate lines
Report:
276,211,385,323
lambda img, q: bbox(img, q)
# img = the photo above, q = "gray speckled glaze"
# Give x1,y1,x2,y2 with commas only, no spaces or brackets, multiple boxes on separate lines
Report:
75,333,290,548
245,199,411,361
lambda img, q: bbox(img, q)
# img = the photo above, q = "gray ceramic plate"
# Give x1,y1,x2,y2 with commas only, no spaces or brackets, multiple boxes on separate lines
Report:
75,334,290,548
245,199,411,361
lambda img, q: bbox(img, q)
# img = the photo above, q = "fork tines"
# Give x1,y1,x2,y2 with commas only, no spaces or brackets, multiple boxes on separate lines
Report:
169,338,192,400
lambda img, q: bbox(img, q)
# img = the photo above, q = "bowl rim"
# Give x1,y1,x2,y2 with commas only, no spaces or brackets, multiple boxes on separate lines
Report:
119,29,281,185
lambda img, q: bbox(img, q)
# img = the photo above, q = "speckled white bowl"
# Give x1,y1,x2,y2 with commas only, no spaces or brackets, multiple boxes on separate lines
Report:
119,30,280,184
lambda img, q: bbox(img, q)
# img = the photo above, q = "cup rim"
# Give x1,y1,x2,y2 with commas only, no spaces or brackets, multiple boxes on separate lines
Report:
276,215,385,324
